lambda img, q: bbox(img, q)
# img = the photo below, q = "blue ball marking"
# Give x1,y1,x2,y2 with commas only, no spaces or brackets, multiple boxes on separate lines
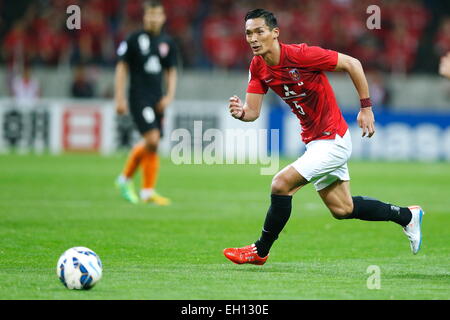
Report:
59,264,67,287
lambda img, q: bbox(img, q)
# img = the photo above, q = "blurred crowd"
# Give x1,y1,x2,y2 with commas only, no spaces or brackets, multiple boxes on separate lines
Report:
1,0,450,73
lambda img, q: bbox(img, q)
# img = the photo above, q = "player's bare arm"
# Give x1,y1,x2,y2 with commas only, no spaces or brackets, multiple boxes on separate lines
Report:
114,61,129,115
156,66,177,113
228,93,264,122
439,52,450,79
335,53,375,138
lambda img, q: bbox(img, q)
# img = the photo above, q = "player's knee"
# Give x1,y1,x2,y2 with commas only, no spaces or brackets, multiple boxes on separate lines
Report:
271,176,290,195
329,203,354,220
143,129,160,152
143,136,159,152
144,142,158,152
331,210,350,220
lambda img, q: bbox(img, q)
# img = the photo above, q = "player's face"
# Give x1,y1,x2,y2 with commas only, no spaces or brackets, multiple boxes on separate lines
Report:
245,18,279,56
143,6,166,33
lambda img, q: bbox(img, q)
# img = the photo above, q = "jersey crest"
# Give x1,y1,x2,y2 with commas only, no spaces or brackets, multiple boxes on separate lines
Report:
158,42,169,58
288,68,300,81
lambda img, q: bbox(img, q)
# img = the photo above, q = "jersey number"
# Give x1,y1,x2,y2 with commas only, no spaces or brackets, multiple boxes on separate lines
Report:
144,55,162,74
283,85,306,116
292,101,305,115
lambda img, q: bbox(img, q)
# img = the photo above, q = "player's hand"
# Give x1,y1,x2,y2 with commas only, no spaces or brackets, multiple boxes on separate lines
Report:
439,52,450,79
115,99,128,115
155,96,171,114
228,95,244,119
357,107,375,138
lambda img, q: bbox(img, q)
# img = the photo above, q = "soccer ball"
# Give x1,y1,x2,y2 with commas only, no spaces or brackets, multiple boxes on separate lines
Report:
56,246,103,290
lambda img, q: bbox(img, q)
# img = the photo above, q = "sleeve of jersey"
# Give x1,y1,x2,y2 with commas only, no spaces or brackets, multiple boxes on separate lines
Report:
246,61,268,94
297,44,338,71
116,38,131,63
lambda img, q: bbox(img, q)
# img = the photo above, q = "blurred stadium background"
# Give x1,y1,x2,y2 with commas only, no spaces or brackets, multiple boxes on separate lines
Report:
0,0,449,159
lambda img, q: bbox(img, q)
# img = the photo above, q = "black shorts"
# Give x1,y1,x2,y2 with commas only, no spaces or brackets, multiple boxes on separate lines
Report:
129,101,164,136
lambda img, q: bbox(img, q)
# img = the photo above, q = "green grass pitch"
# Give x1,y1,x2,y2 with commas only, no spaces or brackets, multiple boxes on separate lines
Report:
0,153,449,299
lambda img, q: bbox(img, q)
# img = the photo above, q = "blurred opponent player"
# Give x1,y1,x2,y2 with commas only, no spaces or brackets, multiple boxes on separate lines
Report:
114,0,178,205
223,9,425,265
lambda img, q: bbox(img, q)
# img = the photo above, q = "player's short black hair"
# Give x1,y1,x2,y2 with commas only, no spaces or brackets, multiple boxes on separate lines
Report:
143,0,164,9
244,9,278,30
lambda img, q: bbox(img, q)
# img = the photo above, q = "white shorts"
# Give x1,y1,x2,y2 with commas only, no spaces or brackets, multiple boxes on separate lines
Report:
291,130,352,191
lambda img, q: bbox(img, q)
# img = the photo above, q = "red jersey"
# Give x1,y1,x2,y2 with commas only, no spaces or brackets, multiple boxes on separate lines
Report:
247,43,348,144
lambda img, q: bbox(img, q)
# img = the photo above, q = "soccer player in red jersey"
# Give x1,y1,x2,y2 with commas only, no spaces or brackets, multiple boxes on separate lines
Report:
223,9,425,265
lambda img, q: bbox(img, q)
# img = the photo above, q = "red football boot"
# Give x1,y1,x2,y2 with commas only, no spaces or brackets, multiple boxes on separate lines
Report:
223,244,268,265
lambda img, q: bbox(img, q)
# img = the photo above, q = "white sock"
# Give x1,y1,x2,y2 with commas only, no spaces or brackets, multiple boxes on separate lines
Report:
140,188,154,200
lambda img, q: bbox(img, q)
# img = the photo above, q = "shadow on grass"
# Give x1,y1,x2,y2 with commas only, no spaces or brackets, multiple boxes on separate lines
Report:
220,263,314,274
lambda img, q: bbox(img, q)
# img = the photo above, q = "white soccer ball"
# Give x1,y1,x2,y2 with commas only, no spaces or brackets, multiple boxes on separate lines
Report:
56,246,103,290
